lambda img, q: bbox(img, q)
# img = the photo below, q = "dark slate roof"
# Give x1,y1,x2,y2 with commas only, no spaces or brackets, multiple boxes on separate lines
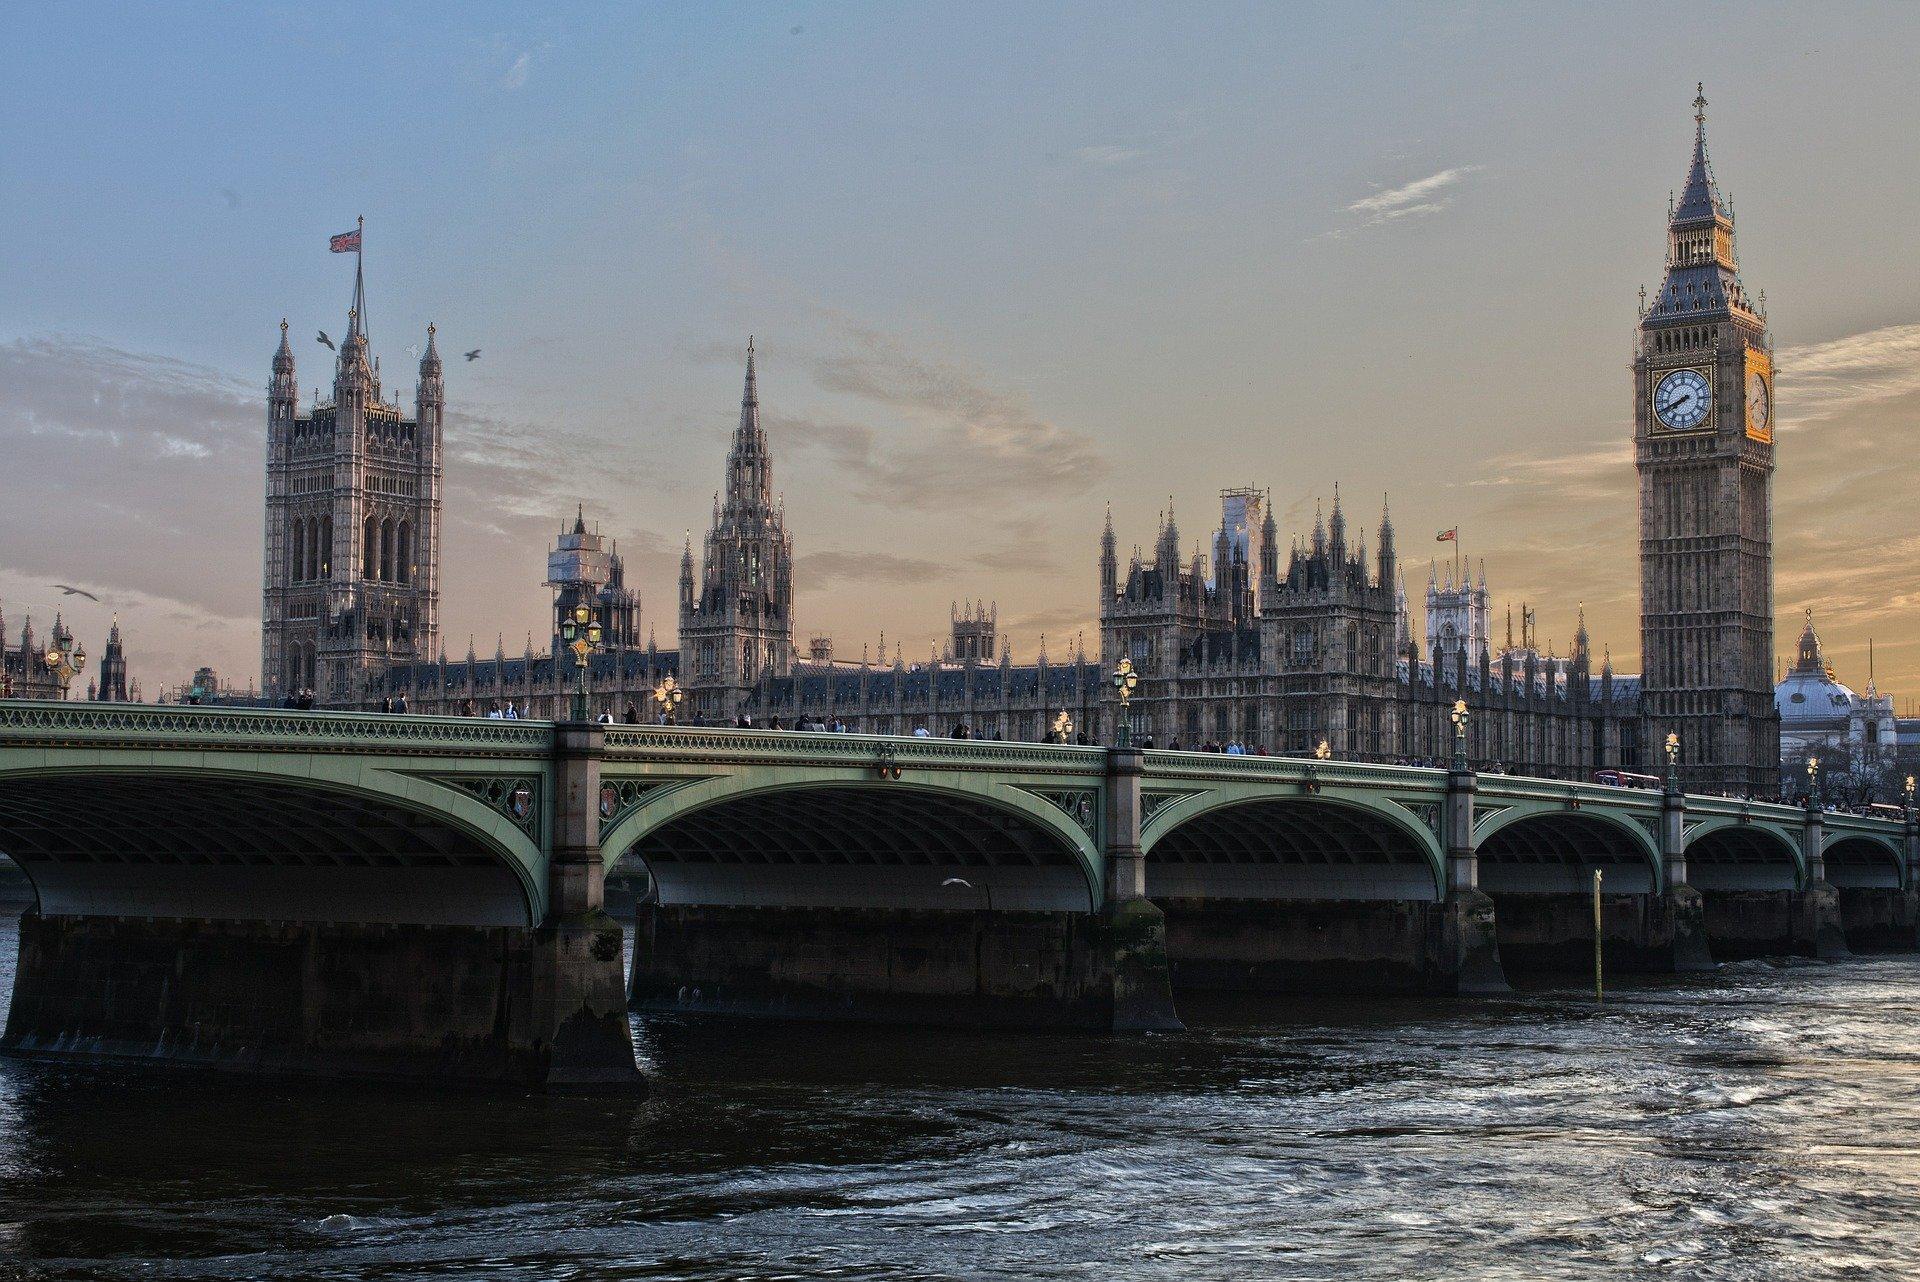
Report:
1672,122,1727,225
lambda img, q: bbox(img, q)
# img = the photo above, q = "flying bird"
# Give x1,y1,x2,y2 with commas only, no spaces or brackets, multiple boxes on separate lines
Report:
464,349,482,361
405,343,420,360
53,585,100,602
317,330,336,351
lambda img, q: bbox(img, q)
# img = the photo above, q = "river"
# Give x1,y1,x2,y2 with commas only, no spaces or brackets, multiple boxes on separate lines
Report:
1,915,1917,1279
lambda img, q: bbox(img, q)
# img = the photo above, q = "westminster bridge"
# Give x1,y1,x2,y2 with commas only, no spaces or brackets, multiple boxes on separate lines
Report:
0,701,1913,1090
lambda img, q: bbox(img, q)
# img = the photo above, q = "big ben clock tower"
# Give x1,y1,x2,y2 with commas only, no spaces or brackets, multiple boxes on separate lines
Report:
1635,85,1779,796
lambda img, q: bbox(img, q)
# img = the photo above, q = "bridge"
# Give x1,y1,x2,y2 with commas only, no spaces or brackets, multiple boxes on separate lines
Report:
1,701,1913,1088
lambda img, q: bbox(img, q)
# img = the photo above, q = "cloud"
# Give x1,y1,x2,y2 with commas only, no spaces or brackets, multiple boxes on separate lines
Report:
1775,323,1920,433
796,325,1108,509
795,550,945,592
1327,166,1482,236
502,50,533,90
1073,144,1145,167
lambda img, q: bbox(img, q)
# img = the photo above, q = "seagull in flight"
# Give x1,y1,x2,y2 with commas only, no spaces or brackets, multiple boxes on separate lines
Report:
464,349,482,361
317,330,336,351
53,584,100,602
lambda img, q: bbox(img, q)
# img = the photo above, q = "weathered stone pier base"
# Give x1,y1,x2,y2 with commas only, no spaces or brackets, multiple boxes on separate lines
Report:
630,902,1178,1031
1836,886,1917,952
1490,889,1714,975
2,911,642,1092
1698,886,1851,961
1153,897,1506,995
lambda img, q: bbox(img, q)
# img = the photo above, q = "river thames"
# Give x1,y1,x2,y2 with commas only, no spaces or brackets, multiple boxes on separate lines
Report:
2,915,1918,1280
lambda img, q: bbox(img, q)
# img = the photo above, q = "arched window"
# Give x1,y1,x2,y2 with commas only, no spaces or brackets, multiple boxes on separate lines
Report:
397,521,412,585
319,515,332,577
380,517,394,583
364,516,379,581
290,518,305,582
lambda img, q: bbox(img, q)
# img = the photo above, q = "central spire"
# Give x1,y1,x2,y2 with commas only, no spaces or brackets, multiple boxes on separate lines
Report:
725,337,772,512
1673,83,1726,226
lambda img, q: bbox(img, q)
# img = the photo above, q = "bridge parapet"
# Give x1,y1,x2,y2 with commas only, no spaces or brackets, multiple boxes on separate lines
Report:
0,699,551,757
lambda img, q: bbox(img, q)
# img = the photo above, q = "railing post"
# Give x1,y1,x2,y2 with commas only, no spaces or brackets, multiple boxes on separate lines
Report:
549,721,606,919
1798,800,1848,960
1104,745,1145,903
1658,784,1713,971
1101,745,1179,1031
1442,763,1505,992
1660,786,1687,890
1445,760,1478,894
1802,802,1826,887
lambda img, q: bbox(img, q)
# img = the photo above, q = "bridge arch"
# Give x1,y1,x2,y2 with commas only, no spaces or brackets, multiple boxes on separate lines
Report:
0,763,544,926
1141,791,1445,901
600,776,1103,912
1475,805,1663,893
1684,820,1804,892
1823,832,1905,890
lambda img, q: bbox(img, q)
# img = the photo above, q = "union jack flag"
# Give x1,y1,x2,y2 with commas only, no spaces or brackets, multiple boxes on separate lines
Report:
328,229,361,253
1436,527,1457,542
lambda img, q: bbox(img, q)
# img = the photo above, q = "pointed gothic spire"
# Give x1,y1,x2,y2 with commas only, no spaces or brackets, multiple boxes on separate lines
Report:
274,318,295,373
1673,83,1724,225
420,321,441,373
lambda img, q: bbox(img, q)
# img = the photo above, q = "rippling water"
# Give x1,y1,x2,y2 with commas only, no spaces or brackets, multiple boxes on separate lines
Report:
3,914,1919,1280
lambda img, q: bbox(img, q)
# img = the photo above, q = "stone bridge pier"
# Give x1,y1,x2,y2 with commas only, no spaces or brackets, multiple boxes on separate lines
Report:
0,706,642,1092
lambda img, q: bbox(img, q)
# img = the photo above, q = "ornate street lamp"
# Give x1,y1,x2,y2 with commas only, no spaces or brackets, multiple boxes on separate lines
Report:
1905,774,1916,813
652,674,685,725
1805,755,1821,809
1448,699,1469,771
559,603,603,722
1052,710,1074,744
1314,739,1332,761
1664,731,1680,793
42,633,87,701
1112,657,1139,749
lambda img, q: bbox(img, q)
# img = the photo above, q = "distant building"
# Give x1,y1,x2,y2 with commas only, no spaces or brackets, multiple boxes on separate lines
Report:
1775,612,1914,798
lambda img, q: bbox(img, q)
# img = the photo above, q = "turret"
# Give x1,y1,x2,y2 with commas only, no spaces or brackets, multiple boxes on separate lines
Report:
1328,483,1347,564
679,532,695,613
271,319,297,403
1259,499,1279,592
1376,495,1396,591
1099,503,1117,597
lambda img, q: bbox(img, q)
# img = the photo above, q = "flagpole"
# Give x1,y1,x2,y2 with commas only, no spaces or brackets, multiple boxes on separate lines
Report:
357,214,365,337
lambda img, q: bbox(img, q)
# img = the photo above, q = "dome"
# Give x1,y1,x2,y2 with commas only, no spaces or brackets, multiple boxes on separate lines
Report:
1776,666,1856,725
1776,609,1855,725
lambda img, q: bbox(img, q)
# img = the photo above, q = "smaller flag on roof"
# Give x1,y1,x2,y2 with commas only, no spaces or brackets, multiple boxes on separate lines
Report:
1436,527,1457,543
329,229,361,253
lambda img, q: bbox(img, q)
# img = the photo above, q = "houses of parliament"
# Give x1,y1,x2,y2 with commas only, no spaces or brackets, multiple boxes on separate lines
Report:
252,90,1786,794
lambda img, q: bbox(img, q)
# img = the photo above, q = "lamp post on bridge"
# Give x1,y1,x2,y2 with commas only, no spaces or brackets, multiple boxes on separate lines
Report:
1664,732,1681,795
42,633,86,701
652,674,684,725
1448,699,1469,772
1052,710,1073,745
1805,755,1821,812
1112,658,1138,749
559,603,603,723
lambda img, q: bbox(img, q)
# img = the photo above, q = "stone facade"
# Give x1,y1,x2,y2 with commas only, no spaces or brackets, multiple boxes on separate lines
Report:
260,252,443,705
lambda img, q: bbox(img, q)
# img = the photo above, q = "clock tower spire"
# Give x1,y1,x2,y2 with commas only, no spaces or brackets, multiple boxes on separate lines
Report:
1634,84,1778,795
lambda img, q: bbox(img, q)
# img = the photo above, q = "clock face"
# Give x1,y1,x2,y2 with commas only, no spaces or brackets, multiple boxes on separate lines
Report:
1746,369,1771,435
1653,368,1711,430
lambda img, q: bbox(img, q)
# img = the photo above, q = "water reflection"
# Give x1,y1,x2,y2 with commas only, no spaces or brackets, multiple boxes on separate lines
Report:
2,916,1918,1279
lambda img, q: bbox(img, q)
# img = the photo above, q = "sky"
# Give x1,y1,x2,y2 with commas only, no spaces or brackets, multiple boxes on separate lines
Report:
2,2,1918,706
